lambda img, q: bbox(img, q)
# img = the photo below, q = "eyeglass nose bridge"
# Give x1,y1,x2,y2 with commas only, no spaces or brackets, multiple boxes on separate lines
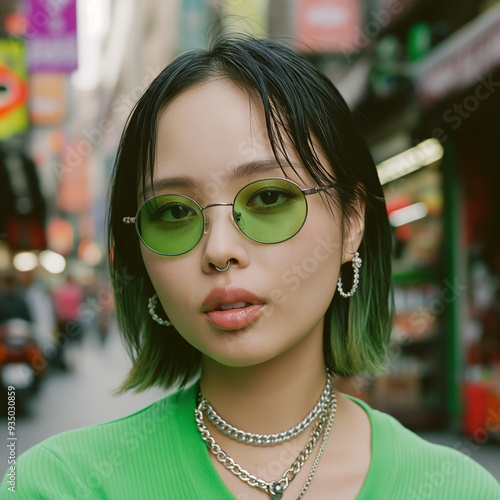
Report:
200,202,242,235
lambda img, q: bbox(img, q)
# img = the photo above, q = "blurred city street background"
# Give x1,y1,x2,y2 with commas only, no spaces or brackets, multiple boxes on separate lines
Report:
0,0,499,485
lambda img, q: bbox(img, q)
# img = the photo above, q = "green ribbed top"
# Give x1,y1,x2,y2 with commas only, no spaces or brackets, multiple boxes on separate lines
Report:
2,382,499,499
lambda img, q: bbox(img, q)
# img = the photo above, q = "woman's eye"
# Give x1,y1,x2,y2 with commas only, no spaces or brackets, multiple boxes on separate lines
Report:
248,189,290,207
156,204,195,221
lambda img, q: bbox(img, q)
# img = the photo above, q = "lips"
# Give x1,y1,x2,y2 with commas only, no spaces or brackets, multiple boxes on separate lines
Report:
202,285,266,330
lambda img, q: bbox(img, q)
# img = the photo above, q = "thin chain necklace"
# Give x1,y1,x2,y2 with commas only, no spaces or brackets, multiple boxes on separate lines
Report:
200,374,332,446
195,373,337,499
296,394,337,499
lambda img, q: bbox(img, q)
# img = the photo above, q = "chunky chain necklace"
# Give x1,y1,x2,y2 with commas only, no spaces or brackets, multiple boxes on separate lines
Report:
199,374,332,446
195,372,337,499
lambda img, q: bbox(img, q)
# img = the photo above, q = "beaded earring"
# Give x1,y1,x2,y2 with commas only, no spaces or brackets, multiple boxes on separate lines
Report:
336,252,362,298
148,294,172,326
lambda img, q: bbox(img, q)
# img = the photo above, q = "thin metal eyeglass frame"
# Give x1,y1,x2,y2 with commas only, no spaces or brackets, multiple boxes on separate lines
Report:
123,177,336,256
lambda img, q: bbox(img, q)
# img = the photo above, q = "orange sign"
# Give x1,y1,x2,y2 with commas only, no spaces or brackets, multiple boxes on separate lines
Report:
57,140,91,213
29,73,67,125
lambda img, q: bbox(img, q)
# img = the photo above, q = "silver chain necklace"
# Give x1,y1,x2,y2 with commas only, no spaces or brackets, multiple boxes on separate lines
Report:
296,393,337,499
199,374,332,446
194,376,337,499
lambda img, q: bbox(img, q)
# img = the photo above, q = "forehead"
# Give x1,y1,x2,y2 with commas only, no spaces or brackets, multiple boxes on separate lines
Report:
154,79,274,175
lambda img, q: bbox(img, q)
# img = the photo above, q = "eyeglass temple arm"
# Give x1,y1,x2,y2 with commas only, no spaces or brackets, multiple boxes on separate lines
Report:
123,217,136,224
302,185,335,196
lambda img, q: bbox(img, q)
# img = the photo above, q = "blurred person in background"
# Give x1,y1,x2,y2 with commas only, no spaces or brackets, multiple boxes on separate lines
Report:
0,272,31,324
2,35,499,499
0,271,47,413
17,269,58,369
51,274,83,370
75,272,116,345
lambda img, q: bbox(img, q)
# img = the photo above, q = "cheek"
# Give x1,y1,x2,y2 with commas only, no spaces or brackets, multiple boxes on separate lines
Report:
140,247,188,313
272,220,342,315
297,210,343,270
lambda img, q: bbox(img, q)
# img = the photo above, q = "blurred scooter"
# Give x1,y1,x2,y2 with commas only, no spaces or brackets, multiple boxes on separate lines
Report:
0,319,47,413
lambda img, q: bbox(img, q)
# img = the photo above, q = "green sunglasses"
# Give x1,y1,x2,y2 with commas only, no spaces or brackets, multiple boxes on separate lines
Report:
123,177,335,256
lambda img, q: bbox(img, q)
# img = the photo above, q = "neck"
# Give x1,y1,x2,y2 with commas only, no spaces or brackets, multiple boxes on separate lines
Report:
199,340,327,435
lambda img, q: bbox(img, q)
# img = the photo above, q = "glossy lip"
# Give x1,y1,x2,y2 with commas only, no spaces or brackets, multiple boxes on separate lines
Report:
205,305,266,330
202,285,266,330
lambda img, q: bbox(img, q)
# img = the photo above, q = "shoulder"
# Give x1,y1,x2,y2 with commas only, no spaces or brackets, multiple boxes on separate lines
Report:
346,395,500,500
1,383,199,499
32,387,182,456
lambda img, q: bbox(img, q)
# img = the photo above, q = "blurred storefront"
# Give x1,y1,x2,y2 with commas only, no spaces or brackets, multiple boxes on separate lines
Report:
412,4,500,438
317,0,500,437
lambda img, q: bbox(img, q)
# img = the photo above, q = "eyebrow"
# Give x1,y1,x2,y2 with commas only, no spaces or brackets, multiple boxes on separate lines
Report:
144,159,297,198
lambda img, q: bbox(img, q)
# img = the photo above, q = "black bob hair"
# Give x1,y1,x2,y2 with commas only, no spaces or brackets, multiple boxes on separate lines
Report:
108,35,393,393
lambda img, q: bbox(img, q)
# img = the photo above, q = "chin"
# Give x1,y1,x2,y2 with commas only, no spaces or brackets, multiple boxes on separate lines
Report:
201,343,283,369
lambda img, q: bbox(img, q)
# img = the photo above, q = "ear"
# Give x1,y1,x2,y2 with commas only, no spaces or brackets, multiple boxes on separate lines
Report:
341,191,365,265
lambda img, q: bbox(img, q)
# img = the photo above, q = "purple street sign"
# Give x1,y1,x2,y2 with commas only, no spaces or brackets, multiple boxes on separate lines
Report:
26,0,78,73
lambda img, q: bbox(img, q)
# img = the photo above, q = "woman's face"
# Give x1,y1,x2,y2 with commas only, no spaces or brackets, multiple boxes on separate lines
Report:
140,79,362,368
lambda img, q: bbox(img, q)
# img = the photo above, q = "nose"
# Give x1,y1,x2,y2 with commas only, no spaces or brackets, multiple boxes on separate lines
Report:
200,205,250,273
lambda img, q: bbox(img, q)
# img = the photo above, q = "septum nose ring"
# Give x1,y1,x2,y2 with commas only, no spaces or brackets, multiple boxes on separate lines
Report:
215,261,231,272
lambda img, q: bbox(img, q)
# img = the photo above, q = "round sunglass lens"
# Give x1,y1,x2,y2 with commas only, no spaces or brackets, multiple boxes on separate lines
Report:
233,179,307,244
137,195,203,255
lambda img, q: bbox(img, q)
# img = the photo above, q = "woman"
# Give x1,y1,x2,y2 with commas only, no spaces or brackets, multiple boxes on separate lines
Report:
3,36,499,500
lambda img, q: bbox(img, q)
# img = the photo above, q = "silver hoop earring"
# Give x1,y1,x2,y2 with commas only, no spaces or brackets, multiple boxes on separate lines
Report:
214,260,231,272
337,252,362,298
148,294,172,326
